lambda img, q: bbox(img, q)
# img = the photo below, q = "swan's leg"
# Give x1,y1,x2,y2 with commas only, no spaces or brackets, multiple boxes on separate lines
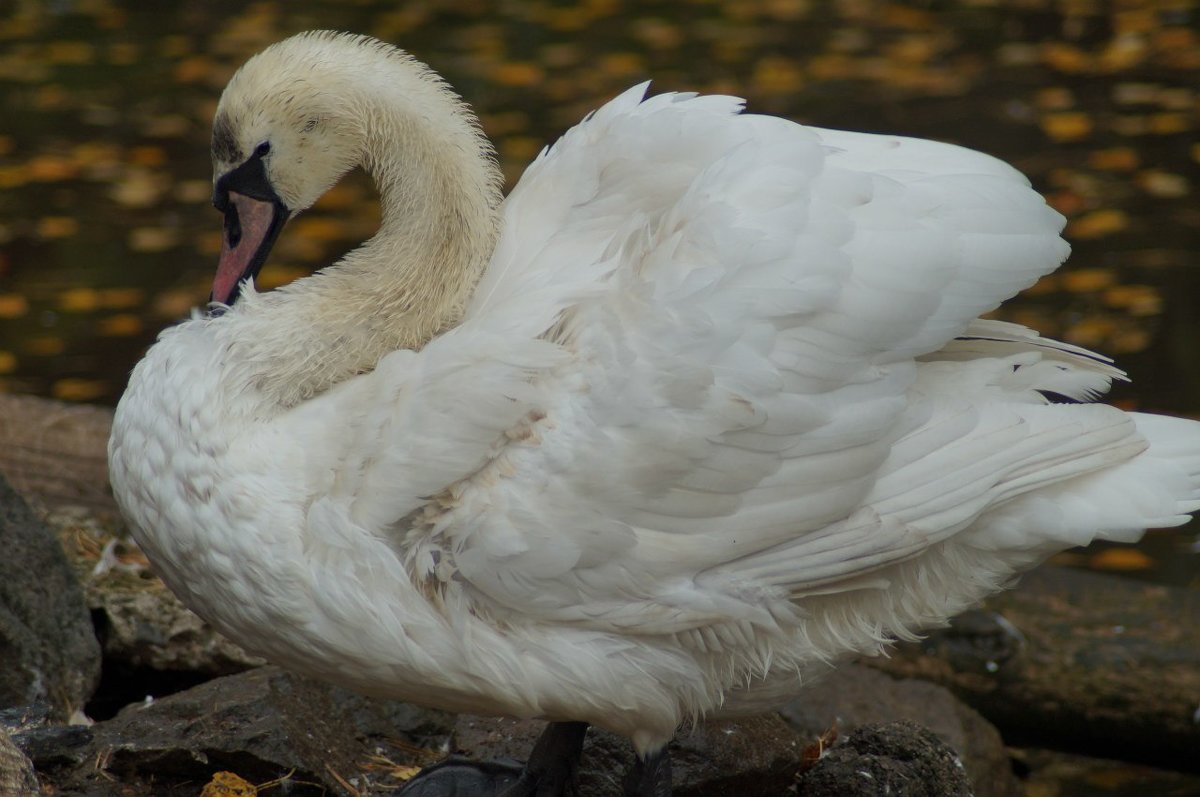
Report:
497,721,589,797
622,748,672,797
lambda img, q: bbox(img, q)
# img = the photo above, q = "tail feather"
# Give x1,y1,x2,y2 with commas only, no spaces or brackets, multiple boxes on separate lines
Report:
969,410,1200,552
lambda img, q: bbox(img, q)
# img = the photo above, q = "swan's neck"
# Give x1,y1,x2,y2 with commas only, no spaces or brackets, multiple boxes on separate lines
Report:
224,75,502,410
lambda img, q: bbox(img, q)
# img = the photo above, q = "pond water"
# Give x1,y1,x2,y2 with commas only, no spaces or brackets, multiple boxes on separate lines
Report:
0,0,1197,585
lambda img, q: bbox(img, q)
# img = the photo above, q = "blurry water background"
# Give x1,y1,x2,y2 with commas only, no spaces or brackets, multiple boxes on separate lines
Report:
0,0,1197,586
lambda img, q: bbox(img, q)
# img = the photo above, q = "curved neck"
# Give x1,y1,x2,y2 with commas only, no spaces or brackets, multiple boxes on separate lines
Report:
224,76,502,410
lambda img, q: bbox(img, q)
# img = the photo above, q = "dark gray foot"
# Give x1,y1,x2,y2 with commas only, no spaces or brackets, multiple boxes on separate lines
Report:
395,722,588,797
396,756,524,796
498,721,588,797
622,747,672,797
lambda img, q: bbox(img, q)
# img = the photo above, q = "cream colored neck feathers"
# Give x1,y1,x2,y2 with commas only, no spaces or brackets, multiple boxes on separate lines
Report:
213,32,503,410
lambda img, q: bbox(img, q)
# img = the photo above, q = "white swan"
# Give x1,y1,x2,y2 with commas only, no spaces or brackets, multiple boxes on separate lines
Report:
108,31,1200,796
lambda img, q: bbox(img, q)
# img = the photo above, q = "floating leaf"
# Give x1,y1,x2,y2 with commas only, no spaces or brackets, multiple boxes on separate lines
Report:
36,216,79,239
1067,210,1129,240
1061,269,1116,293
25,337,66,357
59,288,100,313
98,288,146,310
97,314,143,337
1136,170,1189,198
129,227,180,253
52,378,108,402
1089,547,1153,572
1040,112,1092,142
492,62,545,88
1087,147,1138,171
27,155,80,182
0,351,16,374
0,294,28,318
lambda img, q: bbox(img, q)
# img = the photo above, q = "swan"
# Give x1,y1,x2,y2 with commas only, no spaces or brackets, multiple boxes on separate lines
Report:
108,30,1200,796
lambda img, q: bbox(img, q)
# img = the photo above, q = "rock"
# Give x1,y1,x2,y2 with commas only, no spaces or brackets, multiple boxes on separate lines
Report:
1,702,94,773
869,565,1200,771
452,710,975,797
47,666,453,796
781,663,1020,797
45,506,264,716
798,721,973,797
455,713,805,796
0,394,115,514
0,473,101,720
0,727,39,797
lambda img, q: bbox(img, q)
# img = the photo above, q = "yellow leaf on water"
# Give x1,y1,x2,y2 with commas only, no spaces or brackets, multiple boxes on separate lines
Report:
97,314,142,337
1089,547,1153,572
98,288,145,310
52,378,108,402
1040,112,1092,142
492,62,545,88
1147,112,1190,134
0,294,28,318
128,227,179,253
128,146,167,168
752,56,804,95
1136,170,1189,198
1042,43,1091,73
289,216,345,244
1061,268,1116,293
0,351,16,374
27,155,80,182
1103,284,1161,316
37,217,79,239
60,288,100,312
1087,147,1139,171
46,41,96,65
256,264,309,291
1067,210,1128,240
25,337,65,357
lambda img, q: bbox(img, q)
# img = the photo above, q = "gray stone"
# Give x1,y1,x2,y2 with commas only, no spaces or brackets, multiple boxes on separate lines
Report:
781,663,1020,797
50,666,453,796
0,727,39,797
869,565,1200,771
798,721,973,797
0,474,101,720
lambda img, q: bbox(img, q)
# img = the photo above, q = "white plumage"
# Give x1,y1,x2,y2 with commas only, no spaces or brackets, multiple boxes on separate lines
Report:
109,31,1200,772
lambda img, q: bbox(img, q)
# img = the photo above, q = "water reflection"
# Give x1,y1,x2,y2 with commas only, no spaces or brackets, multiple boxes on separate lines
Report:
0,0,1196,582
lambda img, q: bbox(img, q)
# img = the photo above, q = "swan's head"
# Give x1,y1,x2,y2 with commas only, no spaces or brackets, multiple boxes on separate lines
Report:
208,32,402,306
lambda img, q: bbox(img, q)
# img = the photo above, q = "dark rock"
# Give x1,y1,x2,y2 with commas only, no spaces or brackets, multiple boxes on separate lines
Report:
0,473,101,720
781,663,1020,797
869,565,1200,771
46,507,265,684
1,702,94,771
798,721,972,797
0,727,39,797
0,394,116,514
48,666,453,797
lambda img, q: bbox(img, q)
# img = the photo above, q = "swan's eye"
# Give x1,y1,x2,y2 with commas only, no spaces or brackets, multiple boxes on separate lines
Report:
302,119,318,132
253,141,271,158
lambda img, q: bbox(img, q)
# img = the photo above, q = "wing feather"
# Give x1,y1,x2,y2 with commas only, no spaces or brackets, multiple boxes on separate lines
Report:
283,87,1151,645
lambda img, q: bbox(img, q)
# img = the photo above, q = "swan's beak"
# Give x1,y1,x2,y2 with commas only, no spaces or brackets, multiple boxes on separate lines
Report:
212,191,288,306
211,145,290,308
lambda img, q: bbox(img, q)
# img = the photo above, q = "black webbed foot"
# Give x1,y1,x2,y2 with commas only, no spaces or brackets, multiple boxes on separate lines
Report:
395,755,524,796
395,721,588,797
